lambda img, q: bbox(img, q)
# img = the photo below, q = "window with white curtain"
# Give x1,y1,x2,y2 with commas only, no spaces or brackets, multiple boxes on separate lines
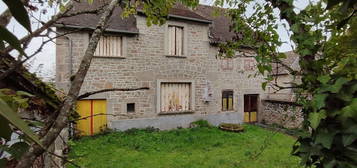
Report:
168,26,184,56
94,35,122,57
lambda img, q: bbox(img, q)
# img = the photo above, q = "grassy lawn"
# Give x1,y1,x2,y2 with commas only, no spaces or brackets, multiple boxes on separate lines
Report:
67,124,301,168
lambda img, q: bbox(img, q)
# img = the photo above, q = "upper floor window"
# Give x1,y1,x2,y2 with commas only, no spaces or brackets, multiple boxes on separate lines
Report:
222,90,233,111
94,35,122,57
168,26,184,56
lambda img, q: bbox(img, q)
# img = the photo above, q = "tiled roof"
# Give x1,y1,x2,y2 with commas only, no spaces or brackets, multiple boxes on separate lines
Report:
56,1,235,43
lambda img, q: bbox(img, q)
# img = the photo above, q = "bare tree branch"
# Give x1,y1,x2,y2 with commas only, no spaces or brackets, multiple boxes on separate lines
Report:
47,151,81,168
77,87,150,100
72,113,132,122
2,2,106,55
15,0,121,167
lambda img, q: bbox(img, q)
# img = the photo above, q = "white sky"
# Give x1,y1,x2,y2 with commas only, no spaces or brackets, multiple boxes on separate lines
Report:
0,0,309,80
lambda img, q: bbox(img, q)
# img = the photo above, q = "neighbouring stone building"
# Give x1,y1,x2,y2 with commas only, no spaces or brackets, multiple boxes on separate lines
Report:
54,1,293,135
261,51,303,128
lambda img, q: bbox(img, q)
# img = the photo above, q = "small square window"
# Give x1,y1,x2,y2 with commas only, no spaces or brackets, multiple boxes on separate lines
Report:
127,103,135,113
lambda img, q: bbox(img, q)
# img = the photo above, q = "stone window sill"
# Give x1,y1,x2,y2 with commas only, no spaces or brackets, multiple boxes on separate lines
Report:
94,56,126,59
221,110,235,112
165,55,187,58
158,110,194,115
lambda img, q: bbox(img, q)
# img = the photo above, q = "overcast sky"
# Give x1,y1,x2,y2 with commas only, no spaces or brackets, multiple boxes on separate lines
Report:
0,0,309,80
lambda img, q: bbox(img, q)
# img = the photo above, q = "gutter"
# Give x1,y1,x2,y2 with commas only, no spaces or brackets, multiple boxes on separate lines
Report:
54,24,139,34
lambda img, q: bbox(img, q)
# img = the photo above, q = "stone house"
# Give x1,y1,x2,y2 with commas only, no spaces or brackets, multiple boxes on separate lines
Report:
261,51,303,128
55,1,268,135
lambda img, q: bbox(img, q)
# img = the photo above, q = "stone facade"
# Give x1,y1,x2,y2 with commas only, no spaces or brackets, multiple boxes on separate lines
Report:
261,100,303,128
56,15,266,130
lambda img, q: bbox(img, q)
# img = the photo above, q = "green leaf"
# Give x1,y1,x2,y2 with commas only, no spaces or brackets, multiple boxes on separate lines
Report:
262,81,268,90
0,98,43,148
309,110,326,129
328,77,349,93
342,134,357,146
317,75,331,84
7,142,29,160
324,159,336,168
313,94,328,110
16,91,34,97
0,115,12,141
341,98,357,118
3,0,31,32
0,26,25,55
315,129,336,149
87,0,94,4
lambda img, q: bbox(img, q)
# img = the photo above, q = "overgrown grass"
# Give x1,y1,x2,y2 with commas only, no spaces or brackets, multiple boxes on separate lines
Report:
67,125,301,168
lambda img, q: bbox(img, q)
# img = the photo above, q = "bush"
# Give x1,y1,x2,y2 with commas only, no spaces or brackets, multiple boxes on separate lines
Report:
190,120,212,128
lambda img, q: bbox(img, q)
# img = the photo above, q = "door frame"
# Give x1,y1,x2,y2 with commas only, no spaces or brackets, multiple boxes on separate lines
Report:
244,94,259,123
76,99,107,136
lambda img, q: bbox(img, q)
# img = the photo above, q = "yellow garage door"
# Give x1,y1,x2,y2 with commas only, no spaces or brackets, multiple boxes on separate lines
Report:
76,100,107,136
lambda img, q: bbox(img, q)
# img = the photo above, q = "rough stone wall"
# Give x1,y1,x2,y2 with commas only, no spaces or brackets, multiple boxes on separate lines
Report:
261,100,303,128
56,15,266,129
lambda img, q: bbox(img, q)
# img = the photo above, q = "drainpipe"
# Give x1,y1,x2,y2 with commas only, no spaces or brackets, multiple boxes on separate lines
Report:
63,35,73,80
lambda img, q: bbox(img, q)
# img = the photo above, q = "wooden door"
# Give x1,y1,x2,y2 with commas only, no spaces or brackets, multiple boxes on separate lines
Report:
76,100,107,136
244,94,258,123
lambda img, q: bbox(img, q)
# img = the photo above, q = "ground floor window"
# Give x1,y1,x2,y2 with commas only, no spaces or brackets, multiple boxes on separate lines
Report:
160,82,191,112
127,103,135,113
222,90,234,111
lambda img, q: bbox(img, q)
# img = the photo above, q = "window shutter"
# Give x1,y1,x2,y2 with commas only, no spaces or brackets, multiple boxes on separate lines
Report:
168,27,175,55
175,27,183,56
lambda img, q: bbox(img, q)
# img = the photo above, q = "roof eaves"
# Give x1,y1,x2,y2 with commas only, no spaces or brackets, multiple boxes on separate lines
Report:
136,10,211,24
167,14,212,24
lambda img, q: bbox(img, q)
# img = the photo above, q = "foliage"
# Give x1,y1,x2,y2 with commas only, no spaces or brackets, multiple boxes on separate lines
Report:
190,119,213,128
67,125,301,168
0,0,200,166
0,89,43,164
216,0,356,167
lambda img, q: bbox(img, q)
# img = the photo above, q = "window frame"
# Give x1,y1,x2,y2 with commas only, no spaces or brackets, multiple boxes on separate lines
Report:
91,33,127,58
222,90,234,111
126,103,135,113
168,25,184,56
156,80,195,114
164,22,188,57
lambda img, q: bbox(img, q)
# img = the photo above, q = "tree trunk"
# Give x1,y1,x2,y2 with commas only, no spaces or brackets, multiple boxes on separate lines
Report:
15,0,120,167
